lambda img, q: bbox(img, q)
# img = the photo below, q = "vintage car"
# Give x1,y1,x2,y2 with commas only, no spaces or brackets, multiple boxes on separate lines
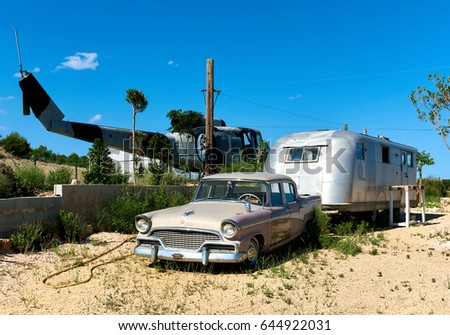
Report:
134,172,321,266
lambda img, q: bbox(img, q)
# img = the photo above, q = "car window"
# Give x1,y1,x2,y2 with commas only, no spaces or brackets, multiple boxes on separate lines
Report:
283,182,296,203
194,180,268,205
270,183,283,207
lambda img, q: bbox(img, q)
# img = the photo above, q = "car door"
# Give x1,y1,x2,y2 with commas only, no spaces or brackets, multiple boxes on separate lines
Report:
269,182,292,246
282,182,304,238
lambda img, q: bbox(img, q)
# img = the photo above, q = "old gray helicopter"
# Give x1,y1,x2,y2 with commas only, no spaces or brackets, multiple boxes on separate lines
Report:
18,72,264,172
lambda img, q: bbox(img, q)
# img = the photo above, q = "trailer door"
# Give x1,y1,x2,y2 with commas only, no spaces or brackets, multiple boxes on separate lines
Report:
401,151,413,185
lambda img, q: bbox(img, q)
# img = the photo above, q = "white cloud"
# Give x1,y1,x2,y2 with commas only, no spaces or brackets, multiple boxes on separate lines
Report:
0,96,14,102
0,109,6,114
288,94,303,100
13,67,41,78
168,60,179,67
56,52,99,70
88,114,102,123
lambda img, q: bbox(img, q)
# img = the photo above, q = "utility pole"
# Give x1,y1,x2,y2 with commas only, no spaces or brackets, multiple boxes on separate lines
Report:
205,59,214,176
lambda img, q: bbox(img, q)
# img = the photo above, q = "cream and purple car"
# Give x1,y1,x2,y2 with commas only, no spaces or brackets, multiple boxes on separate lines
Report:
134,172,321,266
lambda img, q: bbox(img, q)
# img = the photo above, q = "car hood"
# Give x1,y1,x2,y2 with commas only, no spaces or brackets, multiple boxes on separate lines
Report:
147,201,263,231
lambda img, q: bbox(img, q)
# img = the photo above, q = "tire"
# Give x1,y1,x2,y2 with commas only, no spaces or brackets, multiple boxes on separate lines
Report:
244,237,260,268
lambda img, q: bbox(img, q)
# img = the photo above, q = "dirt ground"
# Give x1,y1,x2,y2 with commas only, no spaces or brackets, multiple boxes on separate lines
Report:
1,210,449,315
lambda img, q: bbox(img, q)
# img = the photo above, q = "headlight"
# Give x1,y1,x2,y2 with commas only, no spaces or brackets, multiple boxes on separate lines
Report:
221,221,238,238
135,216,151,234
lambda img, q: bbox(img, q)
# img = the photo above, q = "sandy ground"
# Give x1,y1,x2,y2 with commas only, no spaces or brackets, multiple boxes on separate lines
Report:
1,211,449,315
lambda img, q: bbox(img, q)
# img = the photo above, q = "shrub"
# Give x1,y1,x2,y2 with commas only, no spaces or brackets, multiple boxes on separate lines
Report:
15,165,46,196
335,220,354,236
301,207,332,248
98,187,190,233
0,163,19,198
0,132,32,158
137,169,188,186
98,190,151,233
0,174,14,198
423,177,450,198
109,172,130,185
82,139,115,184
335,237,362,256
46,166,72,189
58,211,86,243
354,220,372,236
10,222,44,253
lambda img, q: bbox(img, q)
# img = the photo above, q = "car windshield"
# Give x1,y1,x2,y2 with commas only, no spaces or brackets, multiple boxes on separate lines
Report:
194,180,268,206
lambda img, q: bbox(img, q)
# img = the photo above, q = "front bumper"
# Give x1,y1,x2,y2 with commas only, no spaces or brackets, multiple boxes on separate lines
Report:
134,238,247,266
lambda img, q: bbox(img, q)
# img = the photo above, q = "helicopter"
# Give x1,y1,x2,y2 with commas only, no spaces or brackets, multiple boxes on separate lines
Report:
18,72,265,173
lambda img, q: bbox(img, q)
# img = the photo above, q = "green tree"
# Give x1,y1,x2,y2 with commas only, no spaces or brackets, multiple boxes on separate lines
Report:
125,89,148,183
82,139,114,184
410,73,450,150
0,132,32,157
166,109,204,174
31,145,53,162
416,150,435,189
147,133,172,166
166,109,204,136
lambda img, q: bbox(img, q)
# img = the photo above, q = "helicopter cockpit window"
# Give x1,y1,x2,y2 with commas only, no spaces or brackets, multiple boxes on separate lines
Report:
243,132,252,148
256,133,263,147
230,136,243,150
215,135,230,151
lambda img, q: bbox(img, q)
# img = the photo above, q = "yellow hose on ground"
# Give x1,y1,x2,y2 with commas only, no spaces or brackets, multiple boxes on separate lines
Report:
42,237,135,289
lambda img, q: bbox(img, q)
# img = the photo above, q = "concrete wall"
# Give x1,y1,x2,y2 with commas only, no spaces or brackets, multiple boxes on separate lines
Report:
0,196,62,238
0,185,193,238
56,184,193,220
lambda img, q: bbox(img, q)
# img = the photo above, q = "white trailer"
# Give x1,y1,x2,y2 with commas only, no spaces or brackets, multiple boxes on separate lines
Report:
265,129,418,214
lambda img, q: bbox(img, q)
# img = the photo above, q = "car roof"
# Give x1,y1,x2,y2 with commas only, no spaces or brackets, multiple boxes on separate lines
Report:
202,172,293,182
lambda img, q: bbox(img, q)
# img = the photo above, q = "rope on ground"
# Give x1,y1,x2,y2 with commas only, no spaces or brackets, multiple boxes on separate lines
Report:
42,237,135,289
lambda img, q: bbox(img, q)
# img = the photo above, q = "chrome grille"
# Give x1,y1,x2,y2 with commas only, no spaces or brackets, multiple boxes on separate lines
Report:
151,230,221,250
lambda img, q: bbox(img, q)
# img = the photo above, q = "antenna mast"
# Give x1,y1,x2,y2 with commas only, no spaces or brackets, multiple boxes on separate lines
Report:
14,26,27,77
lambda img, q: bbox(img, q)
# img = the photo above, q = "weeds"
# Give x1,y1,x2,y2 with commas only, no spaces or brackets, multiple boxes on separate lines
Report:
335,237,362,256
58,211,86,243
10,222,44,253
97,187,189,233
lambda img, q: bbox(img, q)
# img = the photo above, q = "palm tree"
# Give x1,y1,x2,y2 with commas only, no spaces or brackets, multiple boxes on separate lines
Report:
125,89,148,183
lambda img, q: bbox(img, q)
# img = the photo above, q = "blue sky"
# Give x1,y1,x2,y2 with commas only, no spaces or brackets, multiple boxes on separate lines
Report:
1,0,449,178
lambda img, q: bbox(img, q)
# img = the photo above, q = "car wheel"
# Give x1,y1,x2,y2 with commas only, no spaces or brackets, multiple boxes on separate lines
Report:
245,238,260,268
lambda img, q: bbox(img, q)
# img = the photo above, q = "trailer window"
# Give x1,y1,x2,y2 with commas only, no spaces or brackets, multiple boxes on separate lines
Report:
286,147,319,162
407,152,413,167
382,146,390,163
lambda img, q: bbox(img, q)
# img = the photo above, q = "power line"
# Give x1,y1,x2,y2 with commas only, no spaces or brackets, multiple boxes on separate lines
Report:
221,65,450,91
221,92,342,126
249,125,436,132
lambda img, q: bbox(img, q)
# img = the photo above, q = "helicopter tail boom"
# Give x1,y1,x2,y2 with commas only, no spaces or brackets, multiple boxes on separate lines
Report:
19,73,65,130
18,72,162,154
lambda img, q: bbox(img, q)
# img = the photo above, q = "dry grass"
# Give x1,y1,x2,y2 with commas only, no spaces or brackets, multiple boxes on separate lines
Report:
1,213,450,315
